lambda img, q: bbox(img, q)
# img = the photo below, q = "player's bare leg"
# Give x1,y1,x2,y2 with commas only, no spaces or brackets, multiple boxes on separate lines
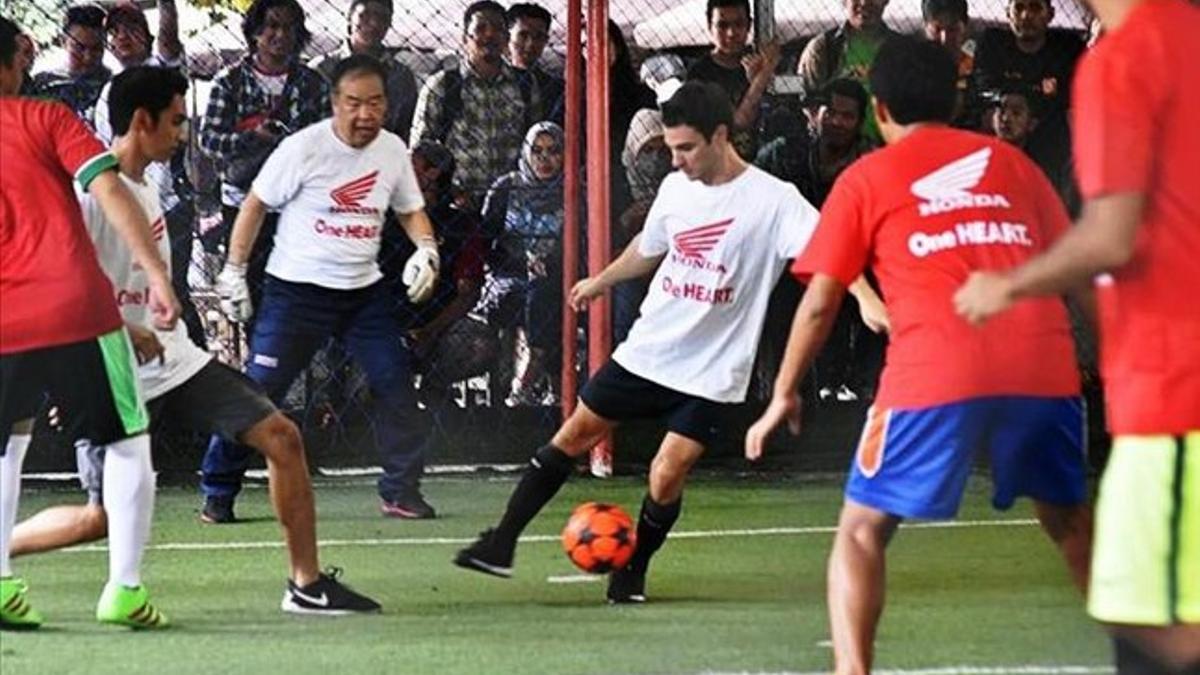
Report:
1033,501,1092,594
238,412,319,586
455,402,617,577
608,433,706,604
1108,624,1200,673
827,499,902,675
11,505,107,557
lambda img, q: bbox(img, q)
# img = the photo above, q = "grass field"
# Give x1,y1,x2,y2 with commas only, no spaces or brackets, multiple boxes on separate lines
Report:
0,473,1109,675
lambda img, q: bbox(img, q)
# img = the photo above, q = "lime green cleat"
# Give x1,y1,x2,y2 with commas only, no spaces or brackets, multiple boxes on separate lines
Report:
0,576,44,630
96,583,170,630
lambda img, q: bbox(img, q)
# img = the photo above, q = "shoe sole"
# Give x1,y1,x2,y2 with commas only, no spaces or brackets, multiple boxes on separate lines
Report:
379,506,435,520
606,594,647,605
280,598,380,616
452,554,512,578
199,513,235,525
0,619,42,631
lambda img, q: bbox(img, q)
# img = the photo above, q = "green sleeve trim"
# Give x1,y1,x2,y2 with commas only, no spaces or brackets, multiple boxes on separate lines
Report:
76,152,119,191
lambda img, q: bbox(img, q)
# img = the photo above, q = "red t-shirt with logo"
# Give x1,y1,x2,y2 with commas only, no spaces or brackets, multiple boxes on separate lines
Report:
792,126,1079,409
0,99,122,354
1072,0,1200,435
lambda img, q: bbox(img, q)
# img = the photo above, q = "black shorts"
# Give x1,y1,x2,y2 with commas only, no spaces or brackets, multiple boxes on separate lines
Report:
579,360,735,447
1,330,148,452
147,360,277,441
78,360,277,503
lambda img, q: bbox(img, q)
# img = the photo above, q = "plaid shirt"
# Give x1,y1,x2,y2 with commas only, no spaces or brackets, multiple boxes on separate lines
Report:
28,67,111,128
411,61,528,199
199,57,329,206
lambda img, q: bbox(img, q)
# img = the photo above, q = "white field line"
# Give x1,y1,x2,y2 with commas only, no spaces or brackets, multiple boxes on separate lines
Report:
57,518,1038,554
702,667,1113,675
22,463,525,483
545,574,603,584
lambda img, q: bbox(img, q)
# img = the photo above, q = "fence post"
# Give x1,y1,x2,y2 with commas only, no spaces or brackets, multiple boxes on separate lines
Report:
585,0,613,477
562,0,584,428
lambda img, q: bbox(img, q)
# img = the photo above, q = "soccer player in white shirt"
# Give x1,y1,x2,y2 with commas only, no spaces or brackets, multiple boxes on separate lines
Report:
454,81,822,603
10,66,380,616
210,55,441,520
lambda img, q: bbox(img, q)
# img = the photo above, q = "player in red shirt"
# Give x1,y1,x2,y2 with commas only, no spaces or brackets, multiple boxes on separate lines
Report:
955,0,1200,670
0,17,179,630
746,36,1094,673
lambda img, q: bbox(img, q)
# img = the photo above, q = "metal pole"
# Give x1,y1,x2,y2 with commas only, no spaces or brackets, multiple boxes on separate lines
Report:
562,0,584,423
585,0,613,477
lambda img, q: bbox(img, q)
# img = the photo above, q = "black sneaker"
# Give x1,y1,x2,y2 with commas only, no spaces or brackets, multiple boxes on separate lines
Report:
281,567,381,616
606,566,646,604
452,528,515,578
380,493,436,520
199,496,236,524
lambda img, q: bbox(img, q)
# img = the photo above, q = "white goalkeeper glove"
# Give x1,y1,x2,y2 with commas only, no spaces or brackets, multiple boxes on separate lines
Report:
403,240,440,304
216,262,253,323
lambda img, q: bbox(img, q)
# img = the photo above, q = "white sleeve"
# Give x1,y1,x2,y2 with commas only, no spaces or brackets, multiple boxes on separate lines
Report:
93,81,113,144
76,189,105,241
776,183,821,260
251,137,305,209
389,140,426,214
637,175,676,257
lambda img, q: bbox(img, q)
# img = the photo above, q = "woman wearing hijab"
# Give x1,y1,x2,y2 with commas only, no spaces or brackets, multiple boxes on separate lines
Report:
478,121,568,407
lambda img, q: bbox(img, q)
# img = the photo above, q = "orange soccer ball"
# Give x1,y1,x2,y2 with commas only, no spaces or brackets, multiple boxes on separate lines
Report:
561,502,637,574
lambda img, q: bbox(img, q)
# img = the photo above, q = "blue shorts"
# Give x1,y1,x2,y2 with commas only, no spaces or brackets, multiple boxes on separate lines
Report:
844,396,1087,520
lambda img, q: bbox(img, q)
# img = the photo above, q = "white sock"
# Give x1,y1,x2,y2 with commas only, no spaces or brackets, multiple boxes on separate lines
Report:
101,434,155,588
0,434,32,578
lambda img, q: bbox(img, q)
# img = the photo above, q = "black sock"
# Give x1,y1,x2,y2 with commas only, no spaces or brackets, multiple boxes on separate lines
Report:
1114,635,1190,675
494,444,574,543
625,494,682,574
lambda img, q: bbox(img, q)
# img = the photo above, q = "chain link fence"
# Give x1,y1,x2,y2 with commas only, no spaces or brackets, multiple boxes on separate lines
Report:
9,0,1103,476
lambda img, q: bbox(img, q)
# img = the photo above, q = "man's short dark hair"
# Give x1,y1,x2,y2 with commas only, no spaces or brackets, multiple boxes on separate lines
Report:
706,0,752,25
108,66,188,137
506,3,552,30
922,0,968,23
823,78,870,124
331,54,388,92
105,3,151,40
243,0,311,53
0,16,18,67
349,0,392,14
661,80,735,142
869,35,957,125
463,0,506,35
65,5,107,32
989,82,1044,118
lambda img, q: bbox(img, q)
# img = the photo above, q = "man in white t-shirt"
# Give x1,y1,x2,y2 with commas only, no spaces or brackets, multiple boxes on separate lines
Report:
208,55,441,520
454,81,821,603
9,67,380,616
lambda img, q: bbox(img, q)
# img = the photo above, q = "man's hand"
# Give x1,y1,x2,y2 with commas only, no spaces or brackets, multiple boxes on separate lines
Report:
743,42,781,84
858,292,891,334
569,276,606,311
954,271,1015,325
745,392,802,462
146,270,181,330
127,324,165,365
217,262,253,323
404,245,440,303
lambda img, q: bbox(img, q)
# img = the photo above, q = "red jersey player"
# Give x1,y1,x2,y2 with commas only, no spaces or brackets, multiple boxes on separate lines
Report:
0,17,179,630
955,0,1200,670
747,36,1094,673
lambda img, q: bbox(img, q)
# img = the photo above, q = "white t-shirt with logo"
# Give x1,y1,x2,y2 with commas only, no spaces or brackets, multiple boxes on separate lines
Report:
612,166,820,403
79,173,212,400
253,119,425,289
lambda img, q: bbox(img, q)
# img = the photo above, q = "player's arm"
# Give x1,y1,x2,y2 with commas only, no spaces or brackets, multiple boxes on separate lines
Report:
569,234,665,310
88,171,180,329
745,273,847,460
849,275,889,334
215,192,269,322
955,192,1143,324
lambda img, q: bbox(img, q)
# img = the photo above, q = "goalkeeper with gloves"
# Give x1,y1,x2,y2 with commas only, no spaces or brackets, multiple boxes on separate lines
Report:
206,55,441,522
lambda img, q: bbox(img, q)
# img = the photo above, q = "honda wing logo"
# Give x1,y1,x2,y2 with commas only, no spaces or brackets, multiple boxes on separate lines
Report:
911,147,1010,216
330,171,380,215
673,218,734,259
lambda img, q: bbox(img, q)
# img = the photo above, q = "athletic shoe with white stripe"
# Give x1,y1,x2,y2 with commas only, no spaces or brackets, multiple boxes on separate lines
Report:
452,528,515,578
281,567,381,616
